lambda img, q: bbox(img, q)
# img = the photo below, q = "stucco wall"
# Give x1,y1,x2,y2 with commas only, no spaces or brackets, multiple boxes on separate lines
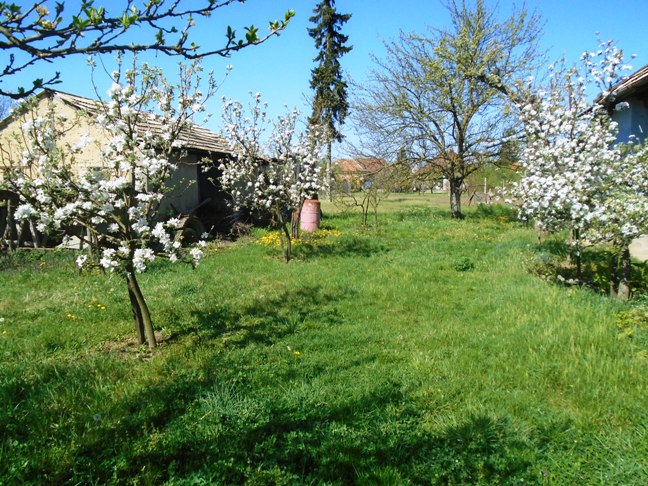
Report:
0,94,202,216
0,95,105,175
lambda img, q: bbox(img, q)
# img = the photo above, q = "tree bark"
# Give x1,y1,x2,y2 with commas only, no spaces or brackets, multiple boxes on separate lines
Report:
126,270,157,348
291,204,301,240
279,223,292,263
326,141,333,202
2,198,15,251
616,246,632,301
569,229,582,280
128,285,146,345
609,252,619,299
28,220,40,249
275,208,292,263
449,178,464,219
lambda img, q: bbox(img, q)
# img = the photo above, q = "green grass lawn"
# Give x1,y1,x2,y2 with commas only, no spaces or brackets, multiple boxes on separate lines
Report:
1,195,647,484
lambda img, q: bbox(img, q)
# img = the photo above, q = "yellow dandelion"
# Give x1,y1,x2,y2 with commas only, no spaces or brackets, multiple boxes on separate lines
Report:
294,351,301,356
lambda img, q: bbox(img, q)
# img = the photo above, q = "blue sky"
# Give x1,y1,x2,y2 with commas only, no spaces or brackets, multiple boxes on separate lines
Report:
5,0,648,156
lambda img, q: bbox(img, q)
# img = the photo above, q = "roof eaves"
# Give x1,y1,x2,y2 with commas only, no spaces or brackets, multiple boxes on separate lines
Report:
2,89,235,156
596,64,648,105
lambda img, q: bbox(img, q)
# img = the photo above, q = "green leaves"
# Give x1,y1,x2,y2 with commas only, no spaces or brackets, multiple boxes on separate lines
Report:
119,7,139,29
245,26,259,43
72,6,106,31
270,10,295,32
155,28,164,45
86,6,105,26
72,15,90,31
1,3,22,19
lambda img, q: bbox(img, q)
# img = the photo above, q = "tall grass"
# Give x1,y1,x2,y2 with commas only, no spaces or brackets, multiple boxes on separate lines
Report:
1,196,646,484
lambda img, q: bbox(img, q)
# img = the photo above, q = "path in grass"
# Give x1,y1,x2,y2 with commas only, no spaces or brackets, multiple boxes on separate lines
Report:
0,199,647,484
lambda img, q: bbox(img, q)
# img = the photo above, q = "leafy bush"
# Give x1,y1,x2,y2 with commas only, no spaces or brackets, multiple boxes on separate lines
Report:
453,256,475,271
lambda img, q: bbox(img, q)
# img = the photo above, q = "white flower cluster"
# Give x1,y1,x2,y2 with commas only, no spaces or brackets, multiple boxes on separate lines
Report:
514,39,648,249
218,94,325,218
5,60,215,274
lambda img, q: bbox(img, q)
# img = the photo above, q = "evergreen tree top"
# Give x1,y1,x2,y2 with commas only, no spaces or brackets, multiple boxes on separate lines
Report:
307,0,353,142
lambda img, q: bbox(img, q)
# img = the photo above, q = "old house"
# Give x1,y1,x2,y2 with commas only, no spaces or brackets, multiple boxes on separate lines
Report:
605,64,648,143
333,157,387,192
0,89,238,244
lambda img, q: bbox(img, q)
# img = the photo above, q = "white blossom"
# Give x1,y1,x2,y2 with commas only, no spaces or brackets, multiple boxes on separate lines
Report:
76,254,88,268
515,38,648,253
14,204,35,221
3,58,219,277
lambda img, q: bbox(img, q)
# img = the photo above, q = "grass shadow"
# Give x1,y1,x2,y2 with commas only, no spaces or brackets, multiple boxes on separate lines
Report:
529,243,648,295
0,344,545,485
172,284,353,347
117,386,539,484
295,234,389,260
465,203,519,223
0,248,78,272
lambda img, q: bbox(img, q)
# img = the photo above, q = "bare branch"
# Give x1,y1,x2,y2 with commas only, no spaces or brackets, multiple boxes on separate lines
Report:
0,1,295,98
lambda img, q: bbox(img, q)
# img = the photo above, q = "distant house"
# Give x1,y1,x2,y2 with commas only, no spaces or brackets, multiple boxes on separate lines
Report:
0,89,238,241
603,64,648,144
333,157,387,192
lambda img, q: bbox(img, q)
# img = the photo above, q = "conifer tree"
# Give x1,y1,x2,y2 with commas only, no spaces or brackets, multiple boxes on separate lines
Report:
308,0,352,200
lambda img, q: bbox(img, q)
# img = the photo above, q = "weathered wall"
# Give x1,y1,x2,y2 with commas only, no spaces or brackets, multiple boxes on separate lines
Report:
0,95,105,176
159,153,200,217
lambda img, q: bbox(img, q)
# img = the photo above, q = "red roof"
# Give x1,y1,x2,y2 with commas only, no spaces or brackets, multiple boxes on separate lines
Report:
333,157,387,174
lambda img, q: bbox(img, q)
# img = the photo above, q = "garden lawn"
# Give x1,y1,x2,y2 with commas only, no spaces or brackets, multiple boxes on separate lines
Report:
0,196,646,484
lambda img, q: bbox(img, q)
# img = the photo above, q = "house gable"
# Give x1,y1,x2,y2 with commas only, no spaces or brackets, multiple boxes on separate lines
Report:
604,65,648,144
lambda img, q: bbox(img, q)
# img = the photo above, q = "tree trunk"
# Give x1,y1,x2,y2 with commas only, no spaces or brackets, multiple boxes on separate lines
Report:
449,178,464,219
275,209,292,263
361,192,369,226
609,252,619,299
569,229,582,280
291,204,301,240
616,246,632,301
2,198,15,251
279,222,292,263
128,285,146,345
326,141,332,202
126,270,157,348
29,219,41,249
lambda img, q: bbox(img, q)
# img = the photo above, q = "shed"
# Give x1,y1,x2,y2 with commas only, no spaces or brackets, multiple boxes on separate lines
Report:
0,89,239,240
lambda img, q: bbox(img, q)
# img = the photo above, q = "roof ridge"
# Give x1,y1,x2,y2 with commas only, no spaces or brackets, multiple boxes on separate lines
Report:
49,89,233,155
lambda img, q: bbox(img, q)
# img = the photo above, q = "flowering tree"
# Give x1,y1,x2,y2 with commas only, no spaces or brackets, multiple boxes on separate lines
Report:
515,40,648,299
219,94,324,262
0,57,215,347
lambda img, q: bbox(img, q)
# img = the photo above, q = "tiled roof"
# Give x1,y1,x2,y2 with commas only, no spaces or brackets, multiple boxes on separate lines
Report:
48,89,234,154
334,157,387,174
